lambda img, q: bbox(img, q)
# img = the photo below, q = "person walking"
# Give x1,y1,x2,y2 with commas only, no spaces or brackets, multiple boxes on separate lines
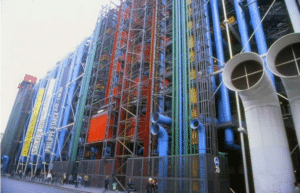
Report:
74,175,79,188
78,175,82,188
46,171,52,183
145,178,152,193
52,172,56,184
62,173,67,185
152,179,158,193
18,170,22,179
127,178,136,193
295,181,300,193
84,174,89,187
104,176,109,191
68,174,73,184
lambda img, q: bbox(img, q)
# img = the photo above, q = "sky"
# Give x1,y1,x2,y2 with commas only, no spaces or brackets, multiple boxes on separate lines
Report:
1,0,111,133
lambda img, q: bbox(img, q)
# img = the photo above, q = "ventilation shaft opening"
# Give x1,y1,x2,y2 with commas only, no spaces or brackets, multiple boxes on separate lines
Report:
231,60,263,90
152,112,159,123
275,43,300,76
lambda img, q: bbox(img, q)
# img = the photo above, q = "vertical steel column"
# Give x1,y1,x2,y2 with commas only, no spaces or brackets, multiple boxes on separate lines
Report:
32,69,58,174
223,1,252,192
210,0,239,151
44,56,71,162
38,63,64,164
55,40,88,161
68,14,103,174
41,64,64,160
247,0,275,84
50,53,77,164
234,0,251,53
204,0,216,91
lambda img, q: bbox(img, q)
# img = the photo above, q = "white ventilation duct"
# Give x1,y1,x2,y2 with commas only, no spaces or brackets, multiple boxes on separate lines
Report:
267,33,300,146
223,52,295,192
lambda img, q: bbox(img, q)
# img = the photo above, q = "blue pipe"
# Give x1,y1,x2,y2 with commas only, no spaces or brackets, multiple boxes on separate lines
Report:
234,0,251,52
41,61,66,161
52,53,77,160
31,71,57,164
247,0,275,84
47,57,71,161
151,124,168,156
210,0,231,123
151,124,168,192
204,0,217,92
198,115,219,125
41,66,63,162
1,155,10,173
66,40,92,159
43,66,63,137
246,0,267,55
51,54,75,161
66,28,101,159
56,41,88,160
210,0,240,151
190,119,206,153
224,128,241,150
151,112,172,126
190,119,207,192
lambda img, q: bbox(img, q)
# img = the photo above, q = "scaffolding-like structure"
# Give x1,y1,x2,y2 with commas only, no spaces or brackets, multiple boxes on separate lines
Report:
107,0,156,187
81,2,120,160
4,0,300,192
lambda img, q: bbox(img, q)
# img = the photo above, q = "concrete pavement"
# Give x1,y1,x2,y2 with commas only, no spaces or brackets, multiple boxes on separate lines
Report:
1,176,129,193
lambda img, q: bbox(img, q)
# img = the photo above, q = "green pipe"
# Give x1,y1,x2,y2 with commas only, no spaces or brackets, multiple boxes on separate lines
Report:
68,15,103,171
171,0,176,156
175,0,180,156
174,0,179,156
174,0,177,156
181,0,189,155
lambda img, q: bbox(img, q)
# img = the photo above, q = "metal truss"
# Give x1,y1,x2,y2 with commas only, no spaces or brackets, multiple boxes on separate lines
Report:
89,0,157,189
81,1,121,161
150,0,173,156
189,0,217,155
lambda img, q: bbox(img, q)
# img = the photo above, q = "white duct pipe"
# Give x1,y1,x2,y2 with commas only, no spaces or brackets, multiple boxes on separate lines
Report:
223,52,295,192
284,0,300,32
267,33,300,147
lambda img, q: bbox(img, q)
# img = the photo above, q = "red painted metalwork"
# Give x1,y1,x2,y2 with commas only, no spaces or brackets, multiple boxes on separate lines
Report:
23,74,37,85
87,113,107,143
143,7,156,157
105,4,123,105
